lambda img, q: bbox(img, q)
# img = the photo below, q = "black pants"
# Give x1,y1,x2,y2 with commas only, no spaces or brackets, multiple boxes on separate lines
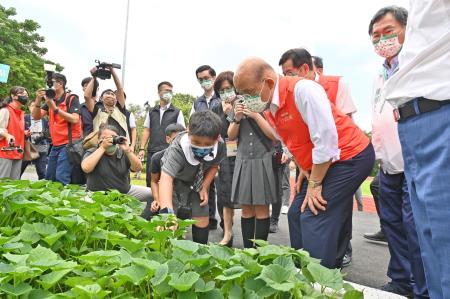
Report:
370,172,383,231
208,181,217,223
145,151,157,187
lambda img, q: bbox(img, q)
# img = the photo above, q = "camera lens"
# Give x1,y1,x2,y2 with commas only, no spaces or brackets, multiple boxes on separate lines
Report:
112,136,126,145
45,88,56,99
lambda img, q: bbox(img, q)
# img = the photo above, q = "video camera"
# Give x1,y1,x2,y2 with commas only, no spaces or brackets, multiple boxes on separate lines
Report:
44,64,56,99
92,60,121,80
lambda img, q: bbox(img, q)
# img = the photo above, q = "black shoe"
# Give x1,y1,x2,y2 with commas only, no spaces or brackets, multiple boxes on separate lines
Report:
363,230,387,243
219,235,233,248
342,254,352,267
269,220,279,233
381,282,413,297
209,219,218,230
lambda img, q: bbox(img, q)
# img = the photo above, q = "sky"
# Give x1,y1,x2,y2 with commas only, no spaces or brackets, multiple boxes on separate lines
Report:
3,0,409,131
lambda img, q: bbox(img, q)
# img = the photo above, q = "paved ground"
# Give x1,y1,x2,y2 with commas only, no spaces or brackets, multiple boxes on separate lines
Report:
21,167,391,290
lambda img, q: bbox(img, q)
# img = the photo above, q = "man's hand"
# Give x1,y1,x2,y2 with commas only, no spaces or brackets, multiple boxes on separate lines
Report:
138,150,145,160
243,107,258,119
90,67,98,76
199,187,209,207
35,89,46,103
289,161,296,171
234,103,245,121
46,97,57,111
100,136,113,150
281,153,289,164
24,130,31,138
301,185,327,215
118,137,130,152
222,101,233,115
4,133,15,145
151,200,160,212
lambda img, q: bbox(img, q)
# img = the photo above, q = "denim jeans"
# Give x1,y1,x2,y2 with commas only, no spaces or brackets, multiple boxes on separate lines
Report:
45,145,73,185
398,101,450,299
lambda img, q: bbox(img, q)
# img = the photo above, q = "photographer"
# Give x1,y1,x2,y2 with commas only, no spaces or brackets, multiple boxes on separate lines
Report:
80,76,99,136
20,101,50,180
0,86,28,179
81,124,152,202
32,73,82,185
84,65,129,141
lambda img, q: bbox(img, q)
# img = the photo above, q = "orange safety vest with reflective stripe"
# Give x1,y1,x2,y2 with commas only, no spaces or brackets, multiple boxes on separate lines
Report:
0,104,25,160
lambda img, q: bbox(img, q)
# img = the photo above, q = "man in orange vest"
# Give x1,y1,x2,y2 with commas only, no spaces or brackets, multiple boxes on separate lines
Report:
0,86,28,179
32,73,82,185
279,48,357,116
234,57,375,269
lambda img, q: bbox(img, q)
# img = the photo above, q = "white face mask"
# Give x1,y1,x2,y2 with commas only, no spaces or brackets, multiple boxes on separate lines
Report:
161,92,173,102
200,79,214,91
373,33,402,58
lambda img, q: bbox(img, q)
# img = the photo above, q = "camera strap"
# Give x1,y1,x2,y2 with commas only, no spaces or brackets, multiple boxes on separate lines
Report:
65,94,76,145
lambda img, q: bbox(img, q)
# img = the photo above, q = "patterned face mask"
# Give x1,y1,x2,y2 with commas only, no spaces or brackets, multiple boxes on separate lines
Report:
161,92,173,102
219,89,236,102
242,80,270,113
373,33,402,58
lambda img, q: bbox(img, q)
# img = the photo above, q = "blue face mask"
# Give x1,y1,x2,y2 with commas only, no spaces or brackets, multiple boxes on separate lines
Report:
191,144,214,160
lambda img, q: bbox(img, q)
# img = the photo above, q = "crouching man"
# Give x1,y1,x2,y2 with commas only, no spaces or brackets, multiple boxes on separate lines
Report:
158,110,225,244
81,124,152,203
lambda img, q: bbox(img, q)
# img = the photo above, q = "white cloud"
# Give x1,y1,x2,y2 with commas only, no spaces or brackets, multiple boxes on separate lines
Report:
3,0,409,130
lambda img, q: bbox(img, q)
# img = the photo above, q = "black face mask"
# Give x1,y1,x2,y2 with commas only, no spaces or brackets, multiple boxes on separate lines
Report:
17,96,28,105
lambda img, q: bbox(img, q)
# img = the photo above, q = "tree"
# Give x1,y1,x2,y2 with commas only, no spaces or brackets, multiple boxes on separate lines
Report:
0,5,63,100
171,93,195,125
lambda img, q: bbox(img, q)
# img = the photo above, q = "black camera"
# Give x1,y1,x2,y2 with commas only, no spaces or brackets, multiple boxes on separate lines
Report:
112,136,127,145
44,65,56,99
92,60,121,80
0,140,23,154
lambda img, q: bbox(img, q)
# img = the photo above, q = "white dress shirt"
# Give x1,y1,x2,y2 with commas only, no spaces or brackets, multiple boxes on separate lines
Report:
271,76,340,164
383,0,450,106
371,68,404,174
129,113,136,129
144,103,186,128
315,73,357,115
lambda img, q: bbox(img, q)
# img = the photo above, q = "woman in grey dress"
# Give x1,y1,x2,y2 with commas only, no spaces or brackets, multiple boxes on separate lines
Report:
228,98,278,248
214,71,240,247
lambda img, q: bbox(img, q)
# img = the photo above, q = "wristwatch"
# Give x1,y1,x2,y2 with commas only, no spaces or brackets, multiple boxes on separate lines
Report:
307,180,322,189
159,207,174,214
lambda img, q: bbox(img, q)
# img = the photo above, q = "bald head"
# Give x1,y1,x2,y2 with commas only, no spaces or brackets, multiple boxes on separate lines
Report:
234,57,276,95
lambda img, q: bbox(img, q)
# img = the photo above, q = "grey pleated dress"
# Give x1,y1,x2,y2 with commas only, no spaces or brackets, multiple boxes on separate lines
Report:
230,117,278,205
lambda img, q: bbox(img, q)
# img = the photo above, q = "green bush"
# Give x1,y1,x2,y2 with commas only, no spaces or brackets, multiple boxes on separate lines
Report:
0,180,362,298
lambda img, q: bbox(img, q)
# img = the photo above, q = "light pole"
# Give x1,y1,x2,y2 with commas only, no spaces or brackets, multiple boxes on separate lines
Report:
122,0,130,88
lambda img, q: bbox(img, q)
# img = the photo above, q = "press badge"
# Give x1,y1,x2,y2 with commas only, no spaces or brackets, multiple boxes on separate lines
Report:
225,139,238,157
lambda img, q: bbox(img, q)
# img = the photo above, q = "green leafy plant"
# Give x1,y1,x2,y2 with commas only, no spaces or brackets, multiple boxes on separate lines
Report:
0,179,362,298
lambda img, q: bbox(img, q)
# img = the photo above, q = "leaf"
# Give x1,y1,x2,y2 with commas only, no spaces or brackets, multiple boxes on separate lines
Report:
216,266,248,281
3,253,29,264
28,245,58,264
78,250,121,263
257,264,294,292
18,230,41,243
194,278,215,293
28,289,53,299
33,222,57,236
0,263,15,274
208,244,233,263
132,258,160,275
257,244,286,260
169,272,200,292
0,282,32,296
150,263,169,285
177,291,198,299
343,290,364,299
110,238,143,253
188,254,211,267
114,265,148,285
43,231,67,246
39,269,72,289
171,239,199,254
73,283,110,298
199,289,224,299
229,284,243,299
306,262,343,290
273,255,296,273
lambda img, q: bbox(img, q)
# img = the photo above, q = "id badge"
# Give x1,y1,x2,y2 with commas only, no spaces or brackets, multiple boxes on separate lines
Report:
226,139,237,157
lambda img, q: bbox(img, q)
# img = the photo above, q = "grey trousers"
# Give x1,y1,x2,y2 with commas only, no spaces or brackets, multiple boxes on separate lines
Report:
127,185,152,202
0,158,22,180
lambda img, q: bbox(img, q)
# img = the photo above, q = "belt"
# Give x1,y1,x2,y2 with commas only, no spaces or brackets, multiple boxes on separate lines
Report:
394,97,450,122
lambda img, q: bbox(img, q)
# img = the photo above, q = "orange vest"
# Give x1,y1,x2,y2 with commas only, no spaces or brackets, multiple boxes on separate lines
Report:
0,104,25,160
49,94,81,146
265,76,369,171
317,75,341,105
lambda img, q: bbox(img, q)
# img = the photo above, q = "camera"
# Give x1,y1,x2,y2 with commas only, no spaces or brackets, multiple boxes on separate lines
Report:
112,136,127,145
44,64,56,99
0,139,23,154
92,60,121,80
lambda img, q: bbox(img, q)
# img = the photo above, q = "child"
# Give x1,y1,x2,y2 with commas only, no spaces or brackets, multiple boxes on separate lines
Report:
159,110,225,244
141,123,185,219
